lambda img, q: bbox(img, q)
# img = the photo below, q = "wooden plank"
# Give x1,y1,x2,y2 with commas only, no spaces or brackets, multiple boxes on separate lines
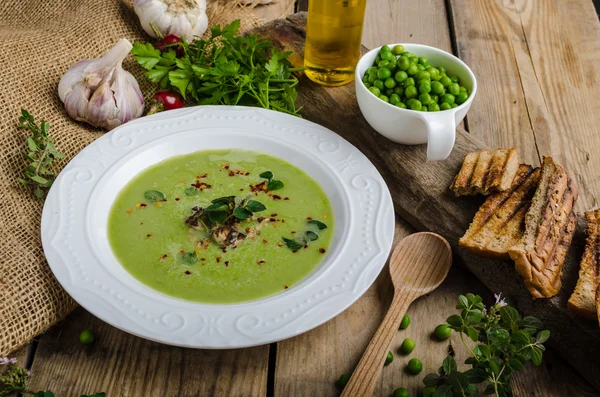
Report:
26,307,269,396
450,0,600,211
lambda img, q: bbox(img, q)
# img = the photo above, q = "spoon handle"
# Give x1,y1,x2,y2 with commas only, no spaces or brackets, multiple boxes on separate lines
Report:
340,291,412,397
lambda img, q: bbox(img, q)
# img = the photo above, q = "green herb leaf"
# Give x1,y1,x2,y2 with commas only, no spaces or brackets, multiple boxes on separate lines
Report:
432,384,453,397
466,326,478,342
442,355,457,375
233,207,253,220
511,330,531,344
208,211,227,223
457,294,469,309
463,368,487,383
260,171,273,180
499,306,521,331
508,358,525,372
205,202,227,211
32,392,56,397
267,179,284,190
530,346,543,366
246,200,266,212
305,231,319,241
211,196,236,205
446,314,462,328
185,187,199,196
181,251,198,264
536,329,550,344
144,190,166,202
131,42,162,70
282,237,303,251
423,373,442,387
447,371,470,396
518,316,543,330
307,220,327,230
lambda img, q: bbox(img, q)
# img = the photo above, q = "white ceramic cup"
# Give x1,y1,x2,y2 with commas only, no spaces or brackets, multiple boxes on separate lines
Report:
355,44,477,160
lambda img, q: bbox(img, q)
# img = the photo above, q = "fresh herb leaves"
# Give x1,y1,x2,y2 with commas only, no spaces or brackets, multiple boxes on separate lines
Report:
423,293,550,397
185,186,199,196
181,251,198,264
185,195,266,232
282,219,327,251
307,220,327,230
260,170,284,191
17,109,64,199
144,190,166,202
282,237,303,251
132,20,303,116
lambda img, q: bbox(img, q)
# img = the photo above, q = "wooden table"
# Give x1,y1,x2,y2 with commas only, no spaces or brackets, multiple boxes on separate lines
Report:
13,1,600,396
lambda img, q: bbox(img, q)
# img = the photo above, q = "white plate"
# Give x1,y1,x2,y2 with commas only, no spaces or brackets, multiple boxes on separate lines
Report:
41,106,395,348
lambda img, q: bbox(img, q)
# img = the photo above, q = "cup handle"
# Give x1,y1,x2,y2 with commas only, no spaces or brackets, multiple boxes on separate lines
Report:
424,112,456,161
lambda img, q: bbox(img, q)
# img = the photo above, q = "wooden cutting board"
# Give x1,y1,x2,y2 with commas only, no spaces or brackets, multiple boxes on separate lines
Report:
254,12,600,391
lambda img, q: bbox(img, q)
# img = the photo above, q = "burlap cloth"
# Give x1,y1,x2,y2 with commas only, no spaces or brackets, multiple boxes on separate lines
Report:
0,0,265,355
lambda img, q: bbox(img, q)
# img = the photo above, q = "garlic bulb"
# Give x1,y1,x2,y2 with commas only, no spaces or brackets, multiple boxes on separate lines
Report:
58,39,144,131
134,0,208,42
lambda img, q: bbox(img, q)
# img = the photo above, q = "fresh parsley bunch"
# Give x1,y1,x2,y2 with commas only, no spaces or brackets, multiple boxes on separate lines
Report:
424,293,550,397
132,20,303,116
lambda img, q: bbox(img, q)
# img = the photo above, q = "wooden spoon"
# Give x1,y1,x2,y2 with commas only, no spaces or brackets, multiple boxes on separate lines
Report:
340,232,452,397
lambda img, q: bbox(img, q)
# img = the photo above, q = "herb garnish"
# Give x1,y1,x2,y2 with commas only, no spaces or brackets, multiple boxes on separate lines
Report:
260,170,284,191
282,220,327,251
181,251,198,264
423,293,550,396
131,20,303,116
144,190,166,202
185,186,199,196
307,220,327,230
17,110,64,199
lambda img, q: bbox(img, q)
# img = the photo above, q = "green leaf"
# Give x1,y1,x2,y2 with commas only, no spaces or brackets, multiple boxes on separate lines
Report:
463,368,487,383
423,372,441,387
169,69,193,99
457,294,469,309
211,196,236,205
432,384,453,397
208,210,227,223
185,187,199,196
259,171,273,180
305,231,319,241
508,358,525,372
267,179,284,190
27,137,38,151
131,42,162,70
442,355,457,375
205,202,227,211
483,384,496,395
447,371,470,396
307,220,327,230
246,200,266,212
511,330,531,344
530,346,543,366
181,251,198,264
466,327,478,342
30,174,49,185
535,329,550,344
446,315,463,328
518,316,543,330
144,190,166,202
145,66,173,83
500,306,521,330
233,207,253,220
282,237,303,251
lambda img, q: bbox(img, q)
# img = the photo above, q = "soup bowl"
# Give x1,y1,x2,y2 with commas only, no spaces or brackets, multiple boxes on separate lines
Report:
355,43,477,160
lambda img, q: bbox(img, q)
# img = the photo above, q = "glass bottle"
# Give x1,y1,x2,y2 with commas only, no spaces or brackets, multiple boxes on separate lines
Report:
304,0,368,87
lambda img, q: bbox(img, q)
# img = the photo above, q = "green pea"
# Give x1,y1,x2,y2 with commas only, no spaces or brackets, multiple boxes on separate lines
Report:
394,71,408,83
367,74,377,84
440,102,452,110
404,77,415,87
377,68,392,80
368,86,381,96
362,75,369,84
367,66,378,76
393,388,410,397
417,71,430,81
407,358,423,374
460,86,467,92
400,338,416,354
385,351,394,366
381,51,394,61
430,94,439,103
374,80,385,90
420,106,428,112
379,95,389,103
385,88,394,96
390,94,401,105
456,92,469,105
434,324,452,340
384,77,397,89
419,84,431,94
392,45,405,55
438,66,446,75
416,64,425,71
418,56,428,65
375,56,381,64
399,315,411,329
397,56,411,71
407,64,419,76
363,82,371,88
337,373,351,388
450,75,459,83
428,103,440,112
431,81,444,95
80,329,95,344
402,51,413,58
442,93,455,105
404,86,418,99
380,45,391,54
427,67,440,80
394,86,404,96
396,102,407,109
387,59,397,71
439,76,452,87
378,60,391,69
409,100,422,111
423,386,437,397
451,103,458,108
418,93,432,105
448,83,460,96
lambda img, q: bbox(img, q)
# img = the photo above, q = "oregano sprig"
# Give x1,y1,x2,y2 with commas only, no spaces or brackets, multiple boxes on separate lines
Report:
17,110,64,199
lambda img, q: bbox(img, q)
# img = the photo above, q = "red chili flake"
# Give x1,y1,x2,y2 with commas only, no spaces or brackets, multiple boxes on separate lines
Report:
262,239,268,244
269,217,276,222
284,285,289,289
319,248,326,254
270,213,278,217
284,197,290,201
258,259,265,264
292,250,297,254
224,165,230,169
126,209,133,214
221,248,227,253
185,270,191,275
175,198,180,201
240,188,244,191
291,231,296,234
272,195,281,200
201,258,206,262
228,171,235,177
140,203,147,208
304,244,308,249
140,222,144,225
245,171,250,176
179,250,185,254
146,234,152,238
281,219,286,223
216,256,221,263
197,173,208,178
159,254,168,260
306,217,313,220
224,261,229,266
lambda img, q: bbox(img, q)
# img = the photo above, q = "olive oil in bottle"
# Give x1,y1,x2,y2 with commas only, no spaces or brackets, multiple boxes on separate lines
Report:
304,0,367,86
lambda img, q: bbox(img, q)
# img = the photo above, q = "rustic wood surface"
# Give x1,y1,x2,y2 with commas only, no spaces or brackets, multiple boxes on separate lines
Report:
9,1,600,396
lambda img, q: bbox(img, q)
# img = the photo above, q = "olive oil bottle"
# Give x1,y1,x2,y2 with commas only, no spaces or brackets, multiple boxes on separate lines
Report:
304,0,367,86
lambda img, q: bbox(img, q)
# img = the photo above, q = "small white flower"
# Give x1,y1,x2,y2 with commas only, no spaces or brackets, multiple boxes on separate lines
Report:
494,293,507,307
9,357,17,364
0,357,9,365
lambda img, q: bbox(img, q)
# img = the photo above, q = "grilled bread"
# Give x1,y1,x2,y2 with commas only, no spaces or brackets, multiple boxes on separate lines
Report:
459,164,540,259
508,157,578,299
450,148,520,196
568,209,600,321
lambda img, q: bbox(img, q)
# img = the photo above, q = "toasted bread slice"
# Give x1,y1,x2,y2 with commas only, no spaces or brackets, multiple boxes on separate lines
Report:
459,164,539,259
568,209,600,321
450,148,520,196
508,157,578,299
